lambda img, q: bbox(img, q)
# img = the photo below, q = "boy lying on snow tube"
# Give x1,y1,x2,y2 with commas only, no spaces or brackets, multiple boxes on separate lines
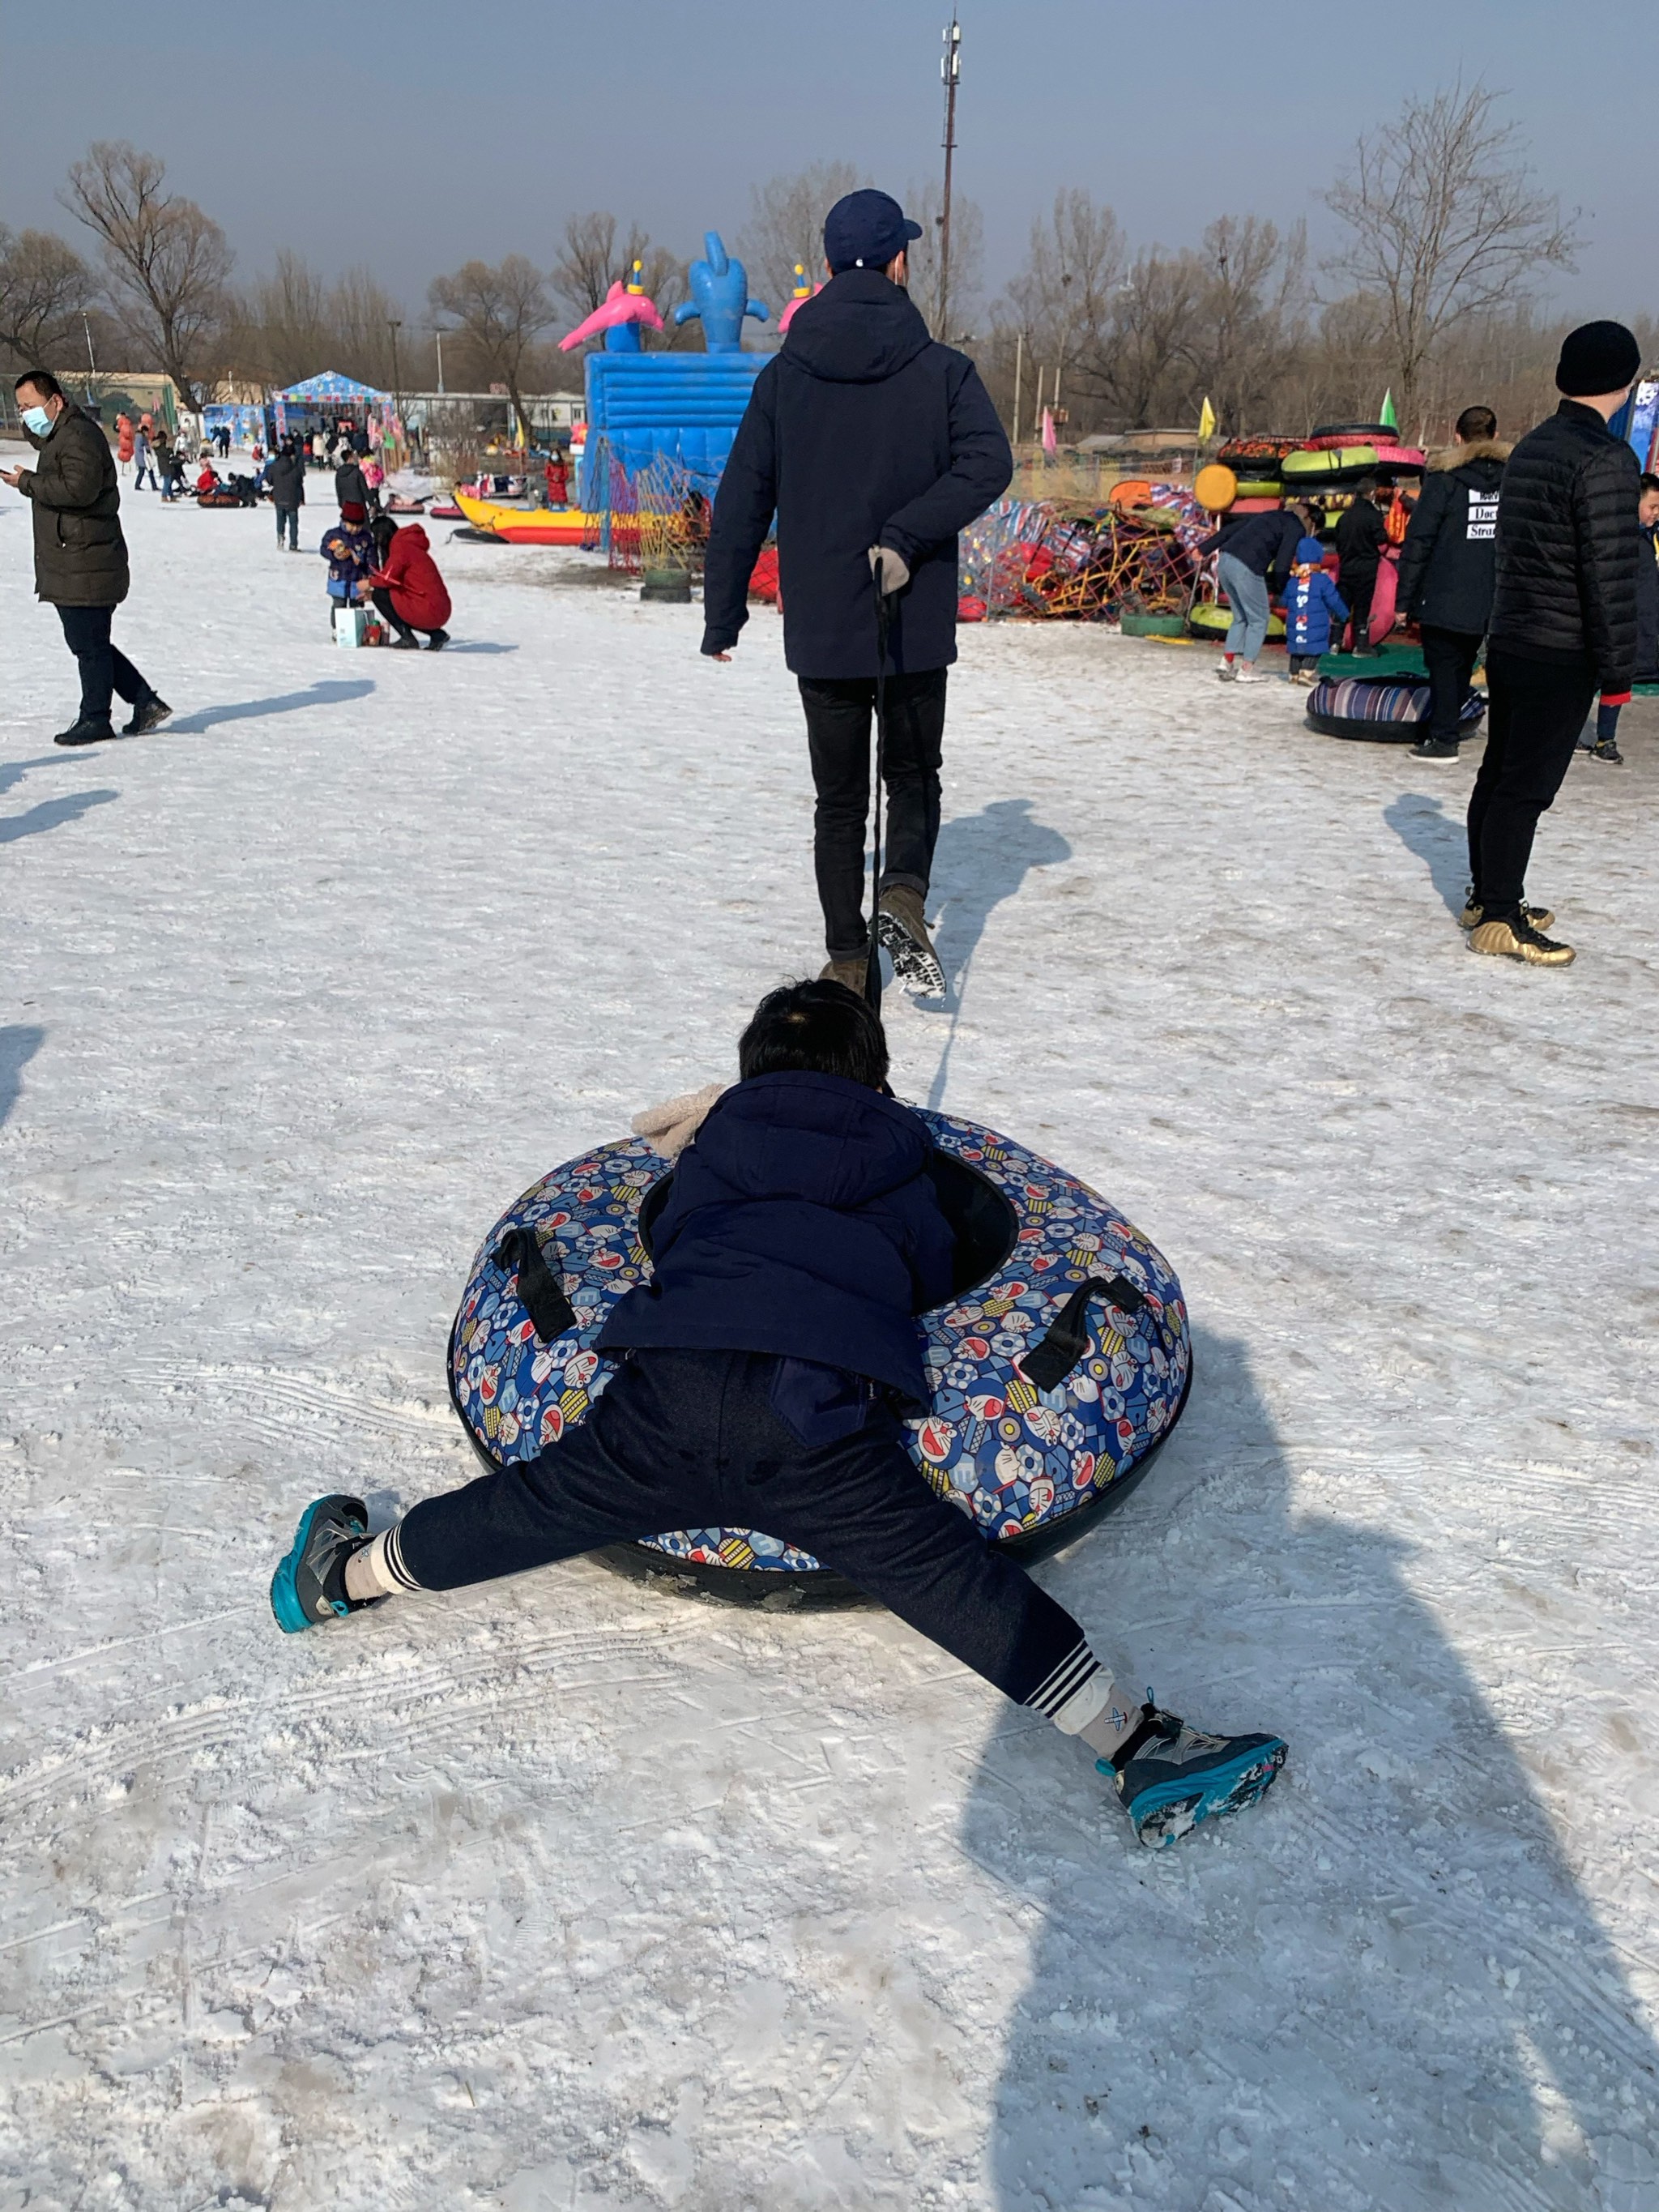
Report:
271,981,1286,1849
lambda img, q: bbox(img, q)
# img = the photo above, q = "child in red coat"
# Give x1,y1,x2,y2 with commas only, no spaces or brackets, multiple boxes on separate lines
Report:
364,520,452,650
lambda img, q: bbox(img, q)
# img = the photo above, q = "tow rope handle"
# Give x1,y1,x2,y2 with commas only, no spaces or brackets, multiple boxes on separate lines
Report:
493,1225,577,1342
865,574,894,1011
1018,1273,1148,1393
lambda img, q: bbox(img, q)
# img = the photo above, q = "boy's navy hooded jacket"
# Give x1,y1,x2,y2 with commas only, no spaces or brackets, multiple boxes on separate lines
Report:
700,269,1013,677
599,1072,955,1403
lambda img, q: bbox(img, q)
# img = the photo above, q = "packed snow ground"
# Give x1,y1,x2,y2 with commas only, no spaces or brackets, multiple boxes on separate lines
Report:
2,478,1658,2212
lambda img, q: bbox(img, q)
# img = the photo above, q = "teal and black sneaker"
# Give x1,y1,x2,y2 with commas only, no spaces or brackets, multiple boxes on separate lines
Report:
1102,1697,1287,1848
271,1494,377,1634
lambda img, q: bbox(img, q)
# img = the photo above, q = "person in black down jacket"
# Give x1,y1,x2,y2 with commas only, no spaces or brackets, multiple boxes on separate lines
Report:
1397,407,1508,761
702,190,1013,997
267,438,305,552
270,979,1288,1851
1465,321,1643,967
2,367,171,746
1579,472,1659,764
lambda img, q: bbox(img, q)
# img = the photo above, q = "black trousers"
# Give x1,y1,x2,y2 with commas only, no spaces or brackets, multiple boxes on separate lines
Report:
1469,651,1595,920
1419,625,1483,744
55,604,151,724
798,668,948,961
399,1349,1086,1706
1343,565,1378,651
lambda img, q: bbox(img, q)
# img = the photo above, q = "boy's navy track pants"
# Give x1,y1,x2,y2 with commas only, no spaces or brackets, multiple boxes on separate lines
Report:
400,1348,1087,1706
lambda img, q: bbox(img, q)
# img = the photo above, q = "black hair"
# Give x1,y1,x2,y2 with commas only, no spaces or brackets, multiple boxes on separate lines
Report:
1354,473,1379,495
1641,472,1659,496
738,977,889,1089
14,367,63,399
1455,404,1498,442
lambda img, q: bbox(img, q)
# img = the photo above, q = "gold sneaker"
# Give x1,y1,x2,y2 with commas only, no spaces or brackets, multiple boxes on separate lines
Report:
1469,916,1576,967
1460,896,1555,932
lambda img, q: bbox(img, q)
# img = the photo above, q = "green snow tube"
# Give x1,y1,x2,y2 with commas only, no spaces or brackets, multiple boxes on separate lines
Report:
1188,601,1287,644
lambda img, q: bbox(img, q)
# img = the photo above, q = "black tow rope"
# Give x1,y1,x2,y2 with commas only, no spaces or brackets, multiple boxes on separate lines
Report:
865,574,895,1010
1020,1273,1149,1393
493,1225,576,1342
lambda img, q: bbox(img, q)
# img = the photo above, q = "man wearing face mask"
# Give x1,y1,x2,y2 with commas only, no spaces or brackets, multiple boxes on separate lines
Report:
2,368,170,746
701,190,1013,996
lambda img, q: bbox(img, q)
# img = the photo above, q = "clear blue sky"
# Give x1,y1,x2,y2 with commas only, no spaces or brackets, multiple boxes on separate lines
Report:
2,0,1648,322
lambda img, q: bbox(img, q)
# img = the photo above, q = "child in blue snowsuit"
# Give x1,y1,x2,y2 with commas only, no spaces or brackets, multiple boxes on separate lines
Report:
319,498,376,632
1283,536,1349,684
270,980,1286,1851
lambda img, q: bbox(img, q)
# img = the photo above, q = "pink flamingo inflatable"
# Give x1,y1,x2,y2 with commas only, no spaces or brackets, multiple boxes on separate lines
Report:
559,262,666,354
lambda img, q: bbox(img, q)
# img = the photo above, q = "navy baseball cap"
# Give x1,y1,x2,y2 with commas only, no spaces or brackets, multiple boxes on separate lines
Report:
824,189,923,273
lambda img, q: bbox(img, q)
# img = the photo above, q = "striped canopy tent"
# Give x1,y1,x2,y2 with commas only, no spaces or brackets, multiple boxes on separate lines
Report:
273,370,389,440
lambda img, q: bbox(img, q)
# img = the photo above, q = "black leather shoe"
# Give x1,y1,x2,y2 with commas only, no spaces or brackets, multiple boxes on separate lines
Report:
53,719,118,747
124,696,173,736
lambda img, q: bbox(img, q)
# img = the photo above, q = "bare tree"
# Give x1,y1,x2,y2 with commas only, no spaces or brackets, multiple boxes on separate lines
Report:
61,142,232,405
736,162,862,327
1000,190,1126,421
548,212,689,350
904,178,984,344
1190,216,1308,435
0,226,96,368
1324,81,1579,426
427,255,553,444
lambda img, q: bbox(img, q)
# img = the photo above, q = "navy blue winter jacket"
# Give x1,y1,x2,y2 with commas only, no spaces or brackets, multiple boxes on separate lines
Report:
599,1072,956,1402
701,270,1013,677
1197,506,1303,594
1283,563,1349,655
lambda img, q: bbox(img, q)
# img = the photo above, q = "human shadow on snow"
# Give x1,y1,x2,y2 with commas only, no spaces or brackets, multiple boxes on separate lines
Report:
0,788,119,847
0,1025,45,1127
962,1324,1659,2211
921,798,1071,1110
0,754,82,801
166,677,375,736
1384,792,1469,919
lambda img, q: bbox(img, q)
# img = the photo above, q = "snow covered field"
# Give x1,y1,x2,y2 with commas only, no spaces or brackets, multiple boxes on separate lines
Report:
2,480,1658,2212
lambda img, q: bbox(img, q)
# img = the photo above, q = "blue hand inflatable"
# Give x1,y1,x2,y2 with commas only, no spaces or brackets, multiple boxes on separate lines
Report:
673,232,770,353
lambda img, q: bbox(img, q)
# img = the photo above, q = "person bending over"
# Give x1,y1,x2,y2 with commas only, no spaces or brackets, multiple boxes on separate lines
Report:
271,980,1286,1851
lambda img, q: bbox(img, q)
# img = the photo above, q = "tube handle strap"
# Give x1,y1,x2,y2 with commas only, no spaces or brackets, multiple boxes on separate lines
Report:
1019,1273,1147,1392
492,1225,577,1343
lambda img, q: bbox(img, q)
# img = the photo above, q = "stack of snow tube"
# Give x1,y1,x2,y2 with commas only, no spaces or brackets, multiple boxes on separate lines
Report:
1307,675,1486,742
1213,435,1299,513
1188,600,1286,646
449,1111,1192,1605
1282,425,1427,489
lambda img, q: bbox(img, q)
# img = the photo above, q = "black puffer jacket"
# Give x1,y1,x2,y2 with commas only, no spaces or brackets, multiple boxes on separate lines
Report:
18,404,129,606
702,269,1012,677
1489,399,1640,689
1636,522,1658,683
267,449,305,507
1395,440,1507,634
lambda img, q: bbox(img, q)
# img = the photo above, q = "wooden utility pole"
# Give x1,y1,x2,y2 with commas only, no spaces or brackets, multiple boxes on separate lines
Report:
936,12,961,341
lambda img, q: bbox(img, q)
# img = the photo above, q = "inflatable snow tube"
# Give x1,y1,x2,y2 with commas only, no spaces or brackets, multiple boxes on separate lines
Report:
1307,674,1486,742
448,1112,1192,1605
1284,445,1426,484
1194,463,1238,512
1310,421,1397,442
1188,600,1287,643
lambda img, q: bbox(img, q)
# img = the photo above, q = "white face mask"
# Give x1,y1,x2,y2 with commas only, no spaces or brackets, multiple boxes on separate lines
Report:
20,404,54,437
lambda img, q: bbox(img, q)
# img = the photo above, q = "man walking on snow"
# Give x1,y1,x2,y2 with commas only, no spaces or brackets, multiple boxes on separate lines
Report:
701,189,1013,995
2,369,171,746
